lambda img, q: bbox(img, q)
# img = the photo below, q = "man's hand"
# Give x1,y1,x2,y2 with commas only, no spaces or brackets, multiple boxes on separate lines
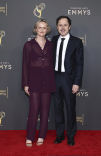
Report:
72,85,79,94
24,86,30,96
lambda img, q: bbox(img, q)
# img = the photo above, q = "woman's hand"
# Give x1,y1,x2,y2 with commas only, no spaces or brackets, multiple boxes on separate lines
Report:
24,86,30,96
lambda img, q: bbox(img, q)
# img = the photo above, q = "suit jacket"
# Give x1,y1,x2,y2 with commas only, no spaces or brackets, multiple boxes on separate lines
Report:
22,38,56,92
52,34,83,86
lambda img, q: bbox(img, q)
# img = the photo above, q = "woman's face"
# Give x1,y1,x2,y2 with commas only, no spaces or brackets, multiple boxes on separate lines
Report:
36,22,47,37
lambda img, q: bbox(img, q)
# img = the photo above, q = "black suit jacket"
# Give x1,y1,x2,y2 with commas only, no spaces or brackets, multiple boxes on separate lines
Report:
52,34,83,86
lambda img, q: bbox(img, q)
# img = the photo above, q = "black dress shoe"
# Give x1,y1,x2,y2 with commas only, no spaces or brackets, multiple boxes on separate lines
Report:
54,135,65,143
68,137,75,146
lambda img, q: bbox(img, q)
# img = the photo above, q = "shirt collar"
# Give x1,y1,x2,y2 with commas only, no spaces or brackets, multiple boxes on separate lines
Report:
59,33,70,40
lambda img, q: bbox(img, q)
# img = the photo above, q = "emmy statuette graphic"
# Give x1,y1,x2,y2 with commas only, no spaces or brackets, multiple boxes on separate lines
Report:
0,30,5,46
0,111,5,125
33,3,46,18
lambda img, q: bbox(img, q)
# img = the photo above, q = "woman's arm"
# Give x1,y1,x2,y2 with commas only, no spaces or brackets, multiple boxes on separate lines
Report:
22,42,31,95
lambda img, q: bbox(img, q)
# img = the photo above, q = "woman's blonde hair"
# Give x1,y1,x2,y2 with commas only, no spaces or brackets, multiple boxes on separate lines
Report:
33,19,51,35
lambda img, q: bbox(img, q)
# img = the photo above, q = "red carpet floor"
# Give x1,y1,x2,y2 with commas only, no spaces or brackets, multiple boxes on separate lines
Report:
0,130,101,156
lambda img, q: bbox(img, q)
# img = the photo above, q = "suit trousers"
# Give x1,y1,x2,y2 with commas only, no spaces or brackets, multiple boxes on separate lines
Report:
53,72,76,138
27,92,51,141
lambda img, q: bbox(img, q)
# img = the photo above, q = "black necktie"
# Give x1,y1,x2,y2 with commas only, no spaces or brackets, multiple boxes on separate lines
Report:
58,38,65,72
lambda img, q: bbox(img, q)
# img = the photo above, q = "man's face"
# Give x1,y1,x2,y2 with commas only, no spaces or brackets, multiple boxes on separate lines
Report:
57,18,71,37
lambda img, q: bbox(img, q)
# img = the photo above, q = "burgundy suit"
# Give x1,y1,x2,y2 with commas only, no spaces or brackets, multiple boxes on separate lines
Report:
22,38,56,141
22,38,56,92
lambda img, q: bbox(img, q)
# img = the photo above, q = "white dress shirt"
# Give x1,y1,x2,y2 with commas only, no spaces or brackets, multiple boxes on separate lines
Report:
55,33,70,72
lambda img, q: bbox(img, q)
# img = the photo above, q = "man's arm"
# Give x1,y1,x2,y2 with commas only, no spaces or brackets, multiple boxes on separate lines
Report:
72,39,83,93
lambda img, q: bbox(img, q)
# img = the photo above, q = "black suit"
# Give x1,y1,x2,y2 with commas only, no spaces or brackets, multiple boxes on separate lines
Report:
52,34,83,139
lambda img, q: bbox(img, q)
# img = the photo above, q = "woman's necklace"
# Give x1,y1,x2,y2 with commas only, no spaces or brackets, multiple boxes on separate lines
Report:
36,38,46,50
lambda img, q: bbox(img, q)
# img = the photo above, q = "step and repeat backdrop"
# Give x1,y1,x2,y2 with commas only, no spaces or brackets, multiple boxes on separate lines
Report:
0,0,101,130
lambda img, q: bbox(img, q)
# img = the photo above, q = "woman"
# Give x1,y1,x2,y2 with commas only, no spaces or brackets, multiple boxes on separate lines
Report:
22,19,56,147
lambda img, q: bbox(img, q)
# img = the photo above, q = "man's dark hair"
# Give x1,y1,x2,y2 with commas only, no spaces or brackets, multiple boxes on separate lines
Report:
56,16,71,26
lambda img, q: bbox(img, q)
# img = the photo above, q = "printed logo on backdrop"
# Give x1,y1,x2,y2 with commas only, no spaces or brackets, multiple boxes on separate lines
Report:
76,114,84,125
0,3,7,16
28,34,51,41
76,89,88,97
0,30,5,46
68,7,91,15
0,62,12,70
0,87,8,98
28,34,36,41
78,34,86,46
33,3,46,18
0,111,5,126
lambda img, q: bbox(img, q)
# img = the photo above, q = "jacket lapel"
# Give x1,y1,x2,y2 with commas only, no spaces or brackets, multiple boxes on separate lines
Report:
53,35,59,67
53,34,74,69
64,34,73,64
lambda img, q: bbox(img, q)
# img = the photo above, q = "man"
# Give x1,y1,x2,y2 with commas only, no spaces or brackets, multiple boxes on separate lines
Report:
52,16,83,146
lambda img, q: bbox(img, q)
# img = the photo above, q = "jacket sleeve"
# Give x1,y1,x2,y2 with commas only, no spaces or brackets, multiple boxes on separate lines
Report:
74,39,83,86
22,42,30,88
